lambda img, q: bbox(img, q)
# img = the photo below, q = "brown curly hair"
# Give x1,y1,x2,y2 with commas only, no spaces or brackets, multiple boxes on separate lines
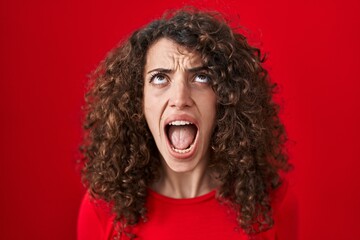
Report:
81,7,290,238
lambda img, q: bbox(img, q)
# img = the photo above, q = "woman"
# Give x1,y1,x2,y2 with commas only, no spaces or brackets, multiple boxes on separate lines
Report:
78,7,297,240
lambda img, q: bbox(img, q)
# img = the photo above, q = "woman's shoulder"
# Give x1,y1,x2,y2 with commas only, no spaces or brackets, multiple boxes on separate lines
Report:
77,191,115,240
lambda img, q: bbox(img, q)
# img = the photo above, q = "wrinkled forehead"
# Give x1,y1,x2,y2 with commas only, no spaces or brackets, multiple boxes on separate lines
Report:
145,38,203,71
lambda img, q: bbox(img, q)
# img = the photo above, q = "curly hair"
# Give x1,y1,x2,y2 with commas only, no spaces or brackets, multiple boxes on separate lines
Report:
81,7,290,238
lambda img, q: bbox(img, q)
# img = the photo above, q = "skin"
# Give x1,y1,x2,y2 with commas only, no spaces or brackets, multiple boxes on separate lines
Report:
143,38,217,198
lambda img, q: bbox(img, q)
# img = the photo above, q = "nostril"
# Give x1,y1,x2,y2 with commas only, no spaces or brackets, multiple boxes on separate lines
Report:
172,92,193,109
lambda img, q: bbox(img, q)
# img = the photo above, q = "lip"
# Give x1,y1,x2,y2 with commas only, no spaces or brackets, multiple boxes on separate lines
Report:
164,114,199,159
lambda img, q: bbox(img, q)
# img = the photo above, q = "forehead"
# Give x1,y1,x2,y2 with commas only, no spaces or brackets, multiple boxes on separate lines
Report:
145,38,202,70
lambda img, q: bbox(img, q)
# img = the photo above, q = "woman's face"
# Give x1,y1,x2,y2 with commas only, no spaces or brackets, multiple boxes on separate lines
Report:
143,38,217,173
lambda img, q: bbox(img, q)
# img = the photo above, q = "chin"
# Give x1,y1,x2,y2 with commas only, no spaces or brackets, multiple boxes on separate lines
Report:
160,148,209,174
165,161,199,173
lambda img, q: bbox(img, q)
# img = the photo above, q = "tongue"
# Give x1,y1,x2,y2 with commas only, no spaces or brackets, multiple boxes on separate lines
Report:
168,125,197,150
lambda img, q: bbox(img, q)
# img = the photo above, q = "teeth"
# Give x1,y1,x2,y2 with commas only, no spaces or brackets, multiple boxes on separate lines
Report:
167,120,196,154
172,144,194,154
168,120,193,126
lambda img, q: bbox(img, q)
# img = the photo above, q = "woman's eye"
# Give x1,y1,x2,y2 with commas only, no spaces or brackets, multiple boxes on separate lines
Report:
150,73,168,85
194,74,210,83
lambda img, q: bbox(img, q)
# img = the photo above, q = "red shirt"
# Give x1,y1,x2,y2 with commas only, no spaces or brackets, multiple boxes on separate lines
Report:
77,184,297,240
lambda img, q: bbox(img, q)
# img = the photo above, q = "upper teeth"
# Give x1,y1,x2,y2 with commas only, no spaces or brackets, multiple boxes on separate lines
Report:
168,120,193,126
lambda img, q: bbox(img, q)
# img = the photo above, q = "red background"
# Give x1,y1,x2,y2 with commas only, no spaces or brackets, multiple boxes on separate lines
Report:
1,0,359,239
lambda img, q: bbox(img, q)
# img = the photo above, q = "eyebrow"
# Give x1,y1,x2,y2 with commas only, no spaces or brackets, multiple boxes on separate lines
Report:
147,66,209,74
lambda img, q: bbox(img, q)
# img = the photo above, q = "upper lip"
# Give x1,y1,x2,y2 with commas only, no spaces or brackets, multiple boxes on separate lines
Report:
164,114,199,129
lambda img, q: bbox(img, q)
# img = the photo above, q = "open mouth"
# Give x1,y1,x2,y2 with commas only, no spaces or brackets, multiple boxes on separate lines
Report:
165,120,198,154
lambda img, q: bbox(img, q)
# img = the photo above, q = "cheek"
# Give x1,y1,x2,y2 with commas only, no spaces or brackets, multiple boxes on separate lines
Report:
143,93,152,128
143,93,161,134
144,105,155,128
143,86,153,116
202,92,217,115
144,110,158,141
203,93,217,130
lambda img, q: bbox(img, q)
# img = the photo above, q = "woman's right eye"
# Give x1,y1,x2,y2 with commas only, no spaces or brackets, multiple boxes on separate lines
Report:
150,73,168,85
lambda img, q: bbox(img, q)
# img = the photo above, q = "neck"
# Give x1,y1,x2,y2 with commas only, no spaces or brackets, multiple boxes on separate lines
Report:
152,160,217,199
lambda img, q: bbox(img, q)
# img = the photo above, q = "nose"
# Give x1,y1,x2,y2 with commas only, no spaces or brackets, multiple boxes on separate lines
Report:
169,79,193,109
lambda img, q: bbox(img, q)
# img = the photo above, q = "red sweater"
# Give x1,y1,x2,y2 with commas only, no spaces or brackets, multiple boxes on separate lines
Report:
77,184,297,240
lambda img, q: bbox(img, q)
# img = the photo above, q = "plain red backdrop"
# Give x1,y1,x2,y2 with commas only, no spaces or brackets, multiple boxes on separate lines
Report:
1,0,359,239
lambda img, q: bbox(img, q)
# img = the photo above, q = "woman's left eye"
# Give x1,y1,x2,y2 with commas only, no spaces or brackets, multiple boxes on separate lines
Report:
194,74,210,83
